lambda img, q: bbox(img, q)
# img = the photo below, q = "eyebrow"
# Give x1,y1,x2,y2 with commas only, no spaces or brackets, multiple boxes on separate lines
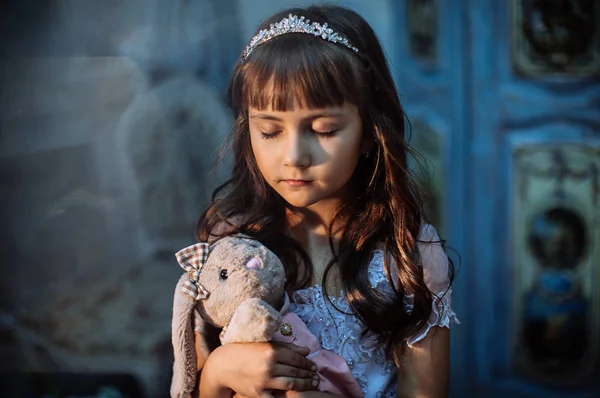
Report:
249,111,345,121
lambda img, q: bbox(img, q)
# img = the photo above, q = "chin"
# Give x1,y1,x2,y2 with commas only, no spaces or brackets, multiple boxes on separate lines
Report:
281,198,316,208
278,193,319,209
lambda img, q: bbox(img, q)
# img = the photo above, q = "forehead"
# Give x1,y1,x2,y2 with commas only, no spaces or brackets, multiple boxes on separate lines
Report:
248,101,358,120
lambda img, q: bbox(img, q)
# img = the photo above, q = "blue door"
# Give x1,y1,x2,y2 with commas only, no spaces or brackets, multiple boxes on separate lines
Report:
391,1,600,397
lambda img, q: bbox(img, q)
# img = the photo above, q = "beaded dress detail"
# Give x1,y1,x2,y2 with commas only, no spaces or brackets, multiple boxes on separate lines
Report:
290,224,459,396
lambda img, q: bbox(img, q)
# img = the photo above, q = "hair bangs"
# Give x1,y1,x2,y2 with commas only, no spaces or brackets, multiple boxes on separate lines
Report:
238,34,366,111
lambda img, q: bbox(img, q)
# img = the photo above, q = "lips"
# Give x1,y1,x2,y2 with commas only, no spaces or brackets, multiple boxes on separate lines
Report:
282,179,312,187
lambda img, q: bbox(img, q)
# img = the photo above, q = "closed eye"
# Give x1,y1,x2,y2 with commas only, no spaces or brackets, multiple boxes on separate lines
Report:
260,131,281,140
311,128,338,138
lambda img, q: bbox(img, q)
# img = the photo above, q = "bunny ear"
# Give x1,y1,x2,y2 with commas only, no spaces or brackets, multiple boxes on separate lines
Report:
192,308,218,368
170,274,200,398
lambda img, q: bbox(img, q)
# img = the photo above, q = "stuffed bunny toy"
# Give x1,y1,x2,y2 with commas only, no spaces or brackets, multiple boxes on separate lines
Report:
170,235,363,398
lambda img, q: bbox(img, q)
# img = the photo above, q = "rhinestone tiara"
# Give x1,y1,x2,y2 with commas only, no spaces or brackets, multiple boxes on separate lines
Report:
241,14,359,61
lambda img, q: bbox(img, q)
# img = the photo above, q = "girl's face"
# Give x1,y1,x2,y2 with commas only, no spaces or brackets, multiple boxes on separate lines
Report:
248,101,365,210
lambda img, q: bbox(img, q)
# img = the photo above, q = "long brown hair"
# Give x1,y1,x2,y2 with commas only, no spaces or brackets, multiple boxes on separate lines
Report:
198,5,453,363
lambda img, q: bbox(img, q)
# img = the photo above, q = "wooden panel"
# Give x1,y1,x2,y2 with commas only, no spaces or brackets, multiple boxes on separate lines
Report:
510,0,600,76
510,141,600,387
408,112,450,237
478,129,600,398
469,0,600,396
390,1,470,395
406,0,439,66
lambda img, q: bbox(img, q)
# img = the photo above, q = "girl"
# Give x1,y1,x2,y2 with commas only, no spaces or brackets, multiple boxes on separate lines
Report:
193,4,458,398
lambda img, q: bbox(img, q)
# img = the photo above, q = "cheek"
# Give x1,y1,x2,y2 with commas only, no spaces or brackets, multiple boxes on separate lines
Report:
250,136,275,178
325,134,363,168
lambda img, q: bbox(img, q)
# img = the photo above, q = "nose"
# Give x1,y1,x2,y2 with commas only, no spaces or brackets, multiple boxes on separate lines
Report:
284,132,311,168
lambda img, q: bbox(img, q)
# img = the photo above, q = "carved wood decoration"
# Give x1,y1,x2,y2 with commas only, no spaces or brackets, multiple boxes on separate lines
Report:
511,0,600,76
410,118,445,236
511,144,600,385
406,0,438,64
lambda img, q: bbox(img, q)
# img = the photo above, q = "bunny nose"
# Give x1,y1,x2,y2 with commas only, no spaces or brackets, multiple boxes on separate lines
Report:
246,257,262,270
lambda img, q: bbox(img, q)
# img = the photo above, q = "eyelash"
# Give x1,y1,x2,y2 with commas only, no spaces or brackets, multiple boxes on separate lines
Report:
260,131,280,140
260,129,338,140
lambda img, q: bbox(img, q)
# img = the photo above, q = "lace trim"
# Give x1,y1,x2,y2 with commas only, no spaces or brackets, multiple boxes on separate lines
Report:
291,285,387,363
403,290,460,347
290,249,459,394
368,250,460,346
292,285,396,395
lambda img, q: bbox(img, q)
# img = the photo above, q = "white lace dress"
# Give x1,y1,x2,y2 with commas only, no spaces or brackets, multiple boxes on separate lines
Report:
290,224,459,397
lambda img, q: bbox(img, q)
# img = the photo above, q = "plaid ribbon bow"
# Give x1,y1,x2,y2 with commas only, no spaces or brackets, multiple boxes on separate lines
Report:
175,242,211,300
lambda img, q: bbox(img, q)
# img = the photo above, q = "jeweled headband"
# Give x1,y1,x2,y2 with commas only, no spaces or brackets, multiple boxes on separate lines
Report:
241,14,359,62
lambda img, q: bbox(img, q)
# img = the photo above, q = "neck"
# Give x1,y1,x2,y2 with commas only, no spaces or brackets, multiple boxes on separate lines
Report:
286,198,345,236
285,205,346,257
286,180,354,233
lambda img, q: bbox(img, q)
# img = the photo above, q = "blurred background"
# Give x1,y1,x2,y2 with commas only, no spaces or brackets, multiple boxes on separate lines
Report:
0,0,598,397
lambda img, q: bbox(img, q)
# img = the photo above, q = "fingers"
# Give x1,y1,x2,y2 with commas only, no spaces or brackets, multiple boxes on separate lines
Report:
272,363,316,379
266,375,319,392
276,341,310,356
273,346,316,372
257,343,319,393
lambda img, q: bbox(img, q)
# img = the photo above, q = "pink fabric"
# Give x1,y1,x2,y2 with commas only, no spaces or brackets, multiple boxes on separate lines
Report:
271,295,363,398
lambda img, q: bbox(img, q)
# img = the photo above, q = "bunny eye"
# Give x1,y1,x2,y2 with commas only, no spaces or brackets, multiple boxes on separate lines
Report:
219,269,228,280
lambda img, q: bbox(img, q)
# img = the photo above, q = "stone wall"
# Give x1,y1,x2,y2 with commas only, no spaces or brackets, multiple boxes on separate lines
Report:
0,1,237,396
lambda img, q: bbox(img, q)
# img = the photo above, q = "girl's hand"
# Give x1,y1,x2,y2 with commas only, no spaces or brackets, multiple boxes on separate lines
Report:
202,341,320,398
283,392,341,398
